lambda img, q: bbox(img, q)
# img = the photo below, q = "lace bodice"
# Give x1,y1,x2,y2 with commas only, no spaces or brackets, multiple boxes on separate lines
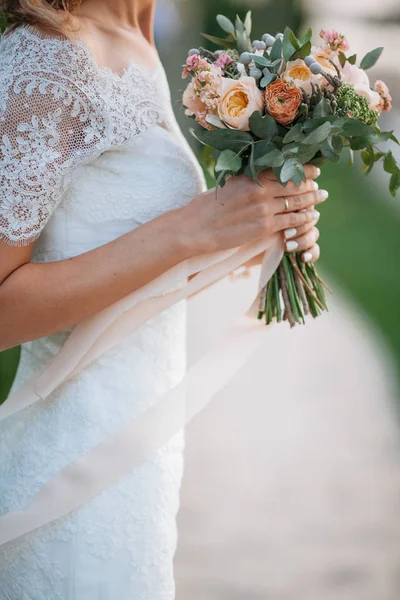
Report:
0,25,185,246
0,25,207,600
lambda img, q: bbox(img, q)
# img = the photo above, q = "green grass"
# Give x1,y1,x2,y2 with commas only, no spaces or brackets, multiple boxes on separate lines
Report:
0,346,20,402
317,161,400,372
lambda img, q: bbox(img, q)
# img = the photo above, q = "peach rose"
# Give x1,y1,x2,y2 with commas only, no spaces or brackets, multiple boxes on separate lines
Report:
283,59,322,93
264,79,302,126
311,47,337,74
218,77,264,131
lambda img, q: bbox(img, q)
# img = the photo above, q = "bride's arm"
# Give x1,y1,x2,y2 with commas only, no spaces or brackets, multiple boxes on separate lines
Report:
0,168,325,351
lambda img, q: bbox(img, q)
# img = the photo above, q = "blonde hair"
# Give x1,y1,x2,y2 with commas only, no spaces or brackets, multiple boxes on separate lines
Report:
0,1,83,36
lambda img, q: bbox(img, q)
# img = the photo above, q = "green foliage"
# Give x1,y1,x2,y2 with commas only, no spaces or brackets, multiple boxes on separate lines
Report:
216,14,235,34
282,27,300,61
360,47,383,70
215,149,242,172
249,111,279,140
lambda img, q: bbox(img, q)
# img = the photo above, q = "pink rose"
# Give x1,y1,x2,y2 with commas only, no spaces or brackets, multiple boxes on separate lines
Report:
340,62,381,110
218,77,264,131
340,62,370,87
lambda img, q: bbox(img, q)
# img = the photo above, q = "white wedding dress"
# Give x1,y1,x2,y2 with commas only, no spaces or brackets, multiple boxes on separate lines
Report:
0,26,206,600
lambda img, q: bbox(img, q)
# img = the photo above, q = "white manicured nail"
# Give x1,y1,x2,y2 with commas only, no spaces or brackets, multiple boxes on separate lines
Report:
286,240,299,251
284,228,297,239
312,210,320,220
303,252,313,262
318,189,329,200
312,181,319,190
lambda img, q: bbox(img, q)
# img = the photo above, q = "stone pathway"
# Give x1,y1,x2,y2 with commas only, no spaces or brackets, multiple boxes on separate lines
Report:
175,273,400,599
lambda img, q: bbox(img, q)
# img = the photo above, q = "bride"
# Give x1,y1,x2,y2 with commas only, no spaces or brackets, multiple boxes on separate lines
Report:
0,0,326,597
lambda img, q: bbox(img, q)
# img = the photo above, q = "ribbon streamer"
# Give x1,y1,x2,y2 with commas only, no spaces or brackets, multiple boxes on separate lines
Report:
0,235,283,545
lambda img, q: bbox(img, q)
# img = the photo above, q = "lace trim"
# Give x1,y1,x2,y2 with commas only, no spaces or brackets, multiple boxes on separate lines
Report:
0,26,171,246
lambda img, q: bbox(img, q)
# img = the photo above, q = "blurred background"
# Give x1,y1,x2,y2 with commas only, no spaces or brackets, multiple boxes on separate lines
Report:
1,0,400,598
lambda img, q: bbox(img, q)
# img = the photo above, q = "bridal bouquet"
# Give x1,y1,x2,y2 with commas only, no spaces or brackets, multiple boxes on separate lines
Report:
181,12,399,327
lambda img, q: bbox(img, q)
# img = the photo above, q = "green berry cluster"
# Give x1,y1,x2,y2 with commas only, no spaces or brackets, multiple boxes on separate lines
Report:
336,84,379,128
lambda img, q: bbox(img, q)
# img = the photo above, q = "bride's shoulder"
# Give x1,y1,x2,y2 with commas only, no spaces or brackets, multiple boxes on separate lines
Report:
0,25,98,87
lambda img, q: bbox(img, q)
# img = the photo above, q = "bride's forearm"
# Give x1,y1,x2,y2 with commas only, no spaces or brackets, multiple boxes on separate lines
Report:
0,209,193,351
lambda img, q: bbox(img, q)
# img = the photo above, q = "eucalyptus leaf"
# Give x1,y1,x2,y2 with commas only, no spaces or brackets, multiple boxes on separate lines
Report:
253,141,276,159
298,28,312,46
216,170,228,188
295,144,321,164
216,14,235,34
201,33,236,49
235,14,252,53
361,146,374,167
348,54,357,65
303,116,338,131
260,72,276,87
361,146,374,174
338,52,347,68
313,97,333,118
302,122,332,145
244,11,252,36
283,26,299,61
248,53,270,67
254,148,284,168
293,41,312,60
389,172,400,197
215,149,242,173
193,127,253,152
270,37,283,63
249,111,279,140
391,133,400,145
331,135,344,155
339,118,375,137
383,150,398,174
283,122,305,144
321,137,340,163
360,47,383,70
350,131,393,150
280,158,306,185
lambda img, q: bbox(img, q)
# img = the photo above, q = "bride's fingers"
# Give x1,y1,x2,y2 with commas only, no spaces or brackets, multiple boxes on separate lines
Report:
301,243,320,264
284,226,320,254
267,177,317,198
270,188,328,215
283,209,320,241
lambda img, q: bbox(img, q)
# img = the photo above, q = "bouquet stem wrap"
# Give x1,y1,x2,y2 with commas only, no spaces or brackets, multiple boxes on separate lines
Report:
0,235,283,546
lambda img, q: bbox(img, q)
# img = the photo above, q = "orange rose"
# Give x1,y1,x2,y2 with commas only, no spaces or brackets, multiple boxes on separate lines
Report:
264,79,302,126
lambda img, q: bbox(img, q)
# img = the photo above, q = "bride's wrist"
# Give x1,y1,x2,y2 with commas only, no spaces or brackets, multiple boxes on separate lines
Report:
169,207,206,260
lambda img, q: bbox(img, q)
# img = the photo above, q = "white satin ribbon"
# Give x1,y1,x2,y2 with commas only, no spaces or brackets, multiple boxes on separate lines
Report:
0,235,283,545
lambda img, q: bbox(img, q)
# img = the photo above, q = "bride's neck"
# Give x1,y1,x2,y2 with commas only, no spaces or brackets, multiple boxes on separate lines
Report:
77,0,156,42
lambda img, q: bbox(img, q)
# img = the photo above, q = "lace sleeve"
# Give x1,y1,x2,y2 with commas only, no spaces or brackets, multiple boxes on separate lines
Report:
0,30,109,246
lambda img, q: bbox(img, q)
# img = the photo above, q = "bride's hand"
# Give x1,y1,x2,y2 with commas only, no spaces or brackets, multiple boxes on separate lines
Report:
180,164,327,257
